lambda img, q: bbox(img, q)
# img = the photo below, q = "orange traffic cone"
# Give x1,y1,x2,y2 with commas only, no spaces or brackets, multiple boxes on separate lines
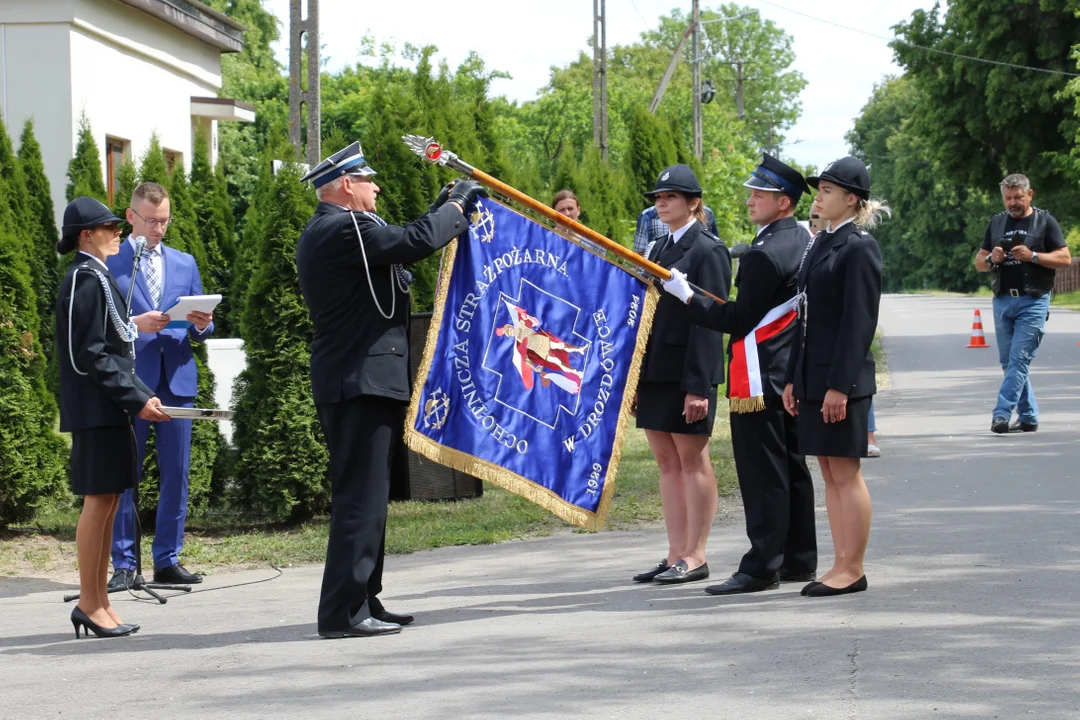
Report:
967,309,989,348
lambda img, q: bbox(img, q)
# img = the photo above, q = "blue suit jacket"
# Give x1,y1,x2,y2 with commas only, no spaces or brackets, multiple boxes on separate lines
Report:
106,238,213,398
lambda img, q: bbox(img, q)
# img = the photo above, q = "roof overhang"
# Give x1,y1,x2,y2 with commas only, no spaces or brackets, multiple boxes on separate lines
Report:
191,96,256,122
115,0,245,53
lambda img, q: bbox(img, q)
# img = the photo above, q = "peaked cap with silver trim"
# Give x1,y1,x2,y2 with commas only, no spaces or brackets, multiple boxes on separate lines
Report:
300,141,377,188
743,153,811,202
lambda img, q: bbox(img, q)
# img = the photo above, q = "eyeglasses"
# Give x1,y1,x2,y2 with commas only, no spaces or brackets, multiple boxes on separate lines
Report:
130,208,172,229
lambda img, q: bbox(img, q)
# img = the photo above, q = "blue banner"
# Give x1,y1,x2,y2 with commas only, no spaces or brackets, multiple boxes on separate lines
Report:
406,199,658,529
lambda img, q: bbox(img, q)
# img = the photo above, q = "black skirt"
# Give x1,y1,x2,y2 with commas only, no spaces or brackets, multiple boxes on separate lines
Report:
796,395,871,459
70,425,137,496
635,381,718,436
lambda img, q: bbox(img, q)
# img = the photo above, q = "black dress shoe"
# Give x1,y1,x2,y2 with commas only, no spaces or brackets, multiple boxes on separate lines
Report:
800,582,820,596
704,572,779,595
370,598,414,626
778,570,817,583
153,563,203,584
107,568,134,591
991,418,1010,434
632,559,670,583
121,623,140,634
804,576,868,597
319,617,402,639
71,608,134,639
1009,420,1038,433
653,560,709,584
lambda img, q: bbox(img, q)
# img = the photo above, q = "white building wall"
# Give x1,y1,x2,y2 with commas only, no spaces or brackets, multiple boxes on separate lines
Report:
1,0,228,229
1,21,73,234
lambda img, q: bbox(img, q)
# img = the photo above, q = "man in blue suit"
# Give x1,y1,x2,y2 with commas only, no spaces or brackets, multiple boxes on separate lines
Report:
106,182,214,588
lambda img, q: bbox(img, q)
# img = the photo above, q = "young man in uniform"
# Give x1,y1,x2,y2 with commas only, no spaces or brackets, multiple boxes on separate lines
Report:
662,154,818,595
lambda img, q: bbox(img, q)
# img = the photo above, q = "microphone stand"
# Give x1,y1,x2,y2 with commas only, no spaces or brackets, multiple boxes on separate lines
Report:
64,237,191,605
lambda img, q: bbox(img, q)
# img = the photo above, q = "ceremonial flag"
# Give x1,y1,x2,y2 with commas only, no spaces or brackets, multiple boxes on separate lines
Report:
405,199,658,530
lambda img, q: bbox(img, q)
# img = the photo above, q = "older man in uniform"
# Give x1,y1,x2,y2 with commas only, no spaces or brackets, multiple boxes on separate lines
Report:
297,142,486,638
662,154,818,595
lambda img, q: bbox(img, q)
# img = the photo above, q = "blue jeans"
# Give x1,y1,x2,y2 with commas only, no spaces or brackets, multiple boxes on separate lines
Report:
868,401,877,434
991,293,1049,424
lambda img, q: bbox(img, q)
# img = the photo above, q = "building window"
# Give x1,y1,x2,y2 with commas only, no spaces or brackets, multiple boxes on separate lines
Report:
164,149,183,176
105,137,129,207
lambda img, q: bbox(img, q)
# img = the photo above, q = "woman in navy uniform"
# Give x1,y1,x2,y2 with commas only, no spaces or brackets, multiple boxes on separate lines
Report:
296,142,487,638
782,157,885,597
56,197,171,638
632,165,731,585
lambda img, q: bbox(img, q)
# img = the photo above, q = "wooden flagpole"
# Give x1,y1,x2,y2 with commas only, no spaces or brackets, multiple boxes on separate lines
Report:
402,134,725,304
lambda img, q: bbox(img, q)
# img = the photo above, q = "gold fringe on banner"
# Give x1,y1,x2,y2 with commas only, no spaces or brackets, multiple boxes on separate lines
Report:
404,222,660,531
728,395,767,414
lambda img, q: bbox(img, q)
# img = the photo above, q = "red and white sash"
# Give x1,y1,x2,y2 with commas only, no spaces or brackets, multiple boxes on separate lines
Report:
727,297,798,413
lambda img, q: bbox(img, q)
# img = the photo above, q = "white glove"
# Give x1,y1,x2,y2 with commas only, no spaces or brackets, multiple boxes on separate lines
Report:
661,268,694,304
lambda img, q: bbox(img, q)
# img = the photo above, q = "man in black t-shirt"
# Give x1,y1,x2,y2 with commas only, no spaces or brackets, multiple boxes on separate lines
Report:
975,173,1072,434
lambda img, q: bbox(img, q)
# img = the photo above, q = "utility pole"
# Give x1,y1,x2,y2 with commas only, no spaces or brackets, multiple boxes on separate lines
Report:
692,0,702,161
288,0,320,166
734,59,745,121
592,0,608,160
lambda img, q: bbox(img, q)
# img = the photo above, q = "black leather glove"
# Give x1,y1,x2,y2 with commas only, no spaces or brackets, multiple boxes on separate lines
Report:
447,180,489,211
429,182,455,213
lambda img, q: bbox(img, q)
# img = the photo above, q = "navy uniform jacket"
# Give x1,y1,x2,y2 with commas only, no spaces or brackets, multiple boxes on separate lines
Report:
296,202,465,405
56,256,154,432
641,221,731,394
687,215,809,399
784,222,882,402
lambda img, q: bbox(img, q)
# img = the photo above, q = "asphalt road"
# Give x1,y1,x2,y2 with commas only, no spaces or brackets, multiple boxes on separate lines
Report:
1,294,1078,719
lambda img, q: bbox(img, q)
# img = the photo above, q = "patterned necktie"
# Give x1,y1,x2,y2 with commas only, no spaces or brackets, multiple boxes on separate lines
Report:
142,247,162,308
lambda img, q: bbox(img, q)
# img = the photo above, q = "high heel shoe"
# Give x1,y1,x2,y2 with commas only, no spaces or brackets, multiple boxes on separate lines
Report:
71,607,135,639
803,576,868,598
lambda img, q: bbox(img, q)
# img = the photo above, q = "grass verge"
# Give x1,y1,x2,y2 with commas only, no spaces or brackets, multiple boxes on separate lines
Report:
1051,290,1080,312
1,406,738,578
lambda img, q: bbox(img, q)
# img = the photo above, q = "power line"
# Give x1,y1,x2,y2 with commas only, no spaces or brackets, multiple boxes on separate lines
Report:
625,0,652,31
752,0,1080,78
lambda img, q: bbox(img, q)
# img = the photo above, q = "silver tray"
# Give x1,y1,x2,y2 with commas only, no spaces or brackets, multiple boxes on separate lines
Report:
161,406,234,421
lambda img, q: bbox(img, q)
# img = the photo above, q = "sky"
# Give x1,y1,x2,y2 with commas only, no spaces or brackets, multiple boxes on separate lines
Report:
263,0,938,171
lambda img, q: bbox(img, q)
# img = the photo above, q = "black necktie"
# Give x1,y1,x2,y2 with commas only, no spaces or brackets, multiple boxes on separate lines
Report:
654,233,673,262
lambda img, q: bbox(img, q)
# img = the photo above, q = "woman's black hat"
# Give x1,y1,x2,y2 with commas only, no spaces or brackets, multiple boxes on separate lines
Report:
644,165,703,198
807,157,871,200
62,197,123,239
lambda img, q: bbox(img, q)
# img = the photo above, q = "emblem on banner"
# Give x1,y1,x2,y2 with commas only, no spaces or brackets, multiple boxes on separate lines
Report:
422,388,450,429
482,279,590,428
470,200,495,243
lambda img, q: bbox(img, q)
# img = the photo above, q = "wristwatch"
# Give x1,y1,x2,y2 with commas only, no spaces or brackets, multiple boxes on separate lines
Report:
1031,252,1039,265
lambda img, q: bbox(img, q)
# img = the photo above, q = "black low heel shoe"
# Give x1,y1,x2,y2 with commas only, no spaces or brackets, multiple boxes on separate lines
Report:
71,608,135,639
632,559,670,583
800,581,821,596
804,576,868,598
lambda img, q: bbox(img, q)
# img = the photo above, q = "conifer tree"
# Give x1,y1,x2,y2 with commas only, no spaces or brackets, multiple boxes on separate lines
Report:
191,129,236,335
627,107,679,208
0,120,65,526
137,134,170,190
18,120,60,372
66,113,107,203
232,158,328,521
111,159,138,220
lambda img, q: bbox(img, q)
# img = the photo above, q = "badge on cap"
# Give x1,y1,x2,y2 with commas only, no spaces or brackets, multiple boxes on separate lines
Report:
661,171,670,181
